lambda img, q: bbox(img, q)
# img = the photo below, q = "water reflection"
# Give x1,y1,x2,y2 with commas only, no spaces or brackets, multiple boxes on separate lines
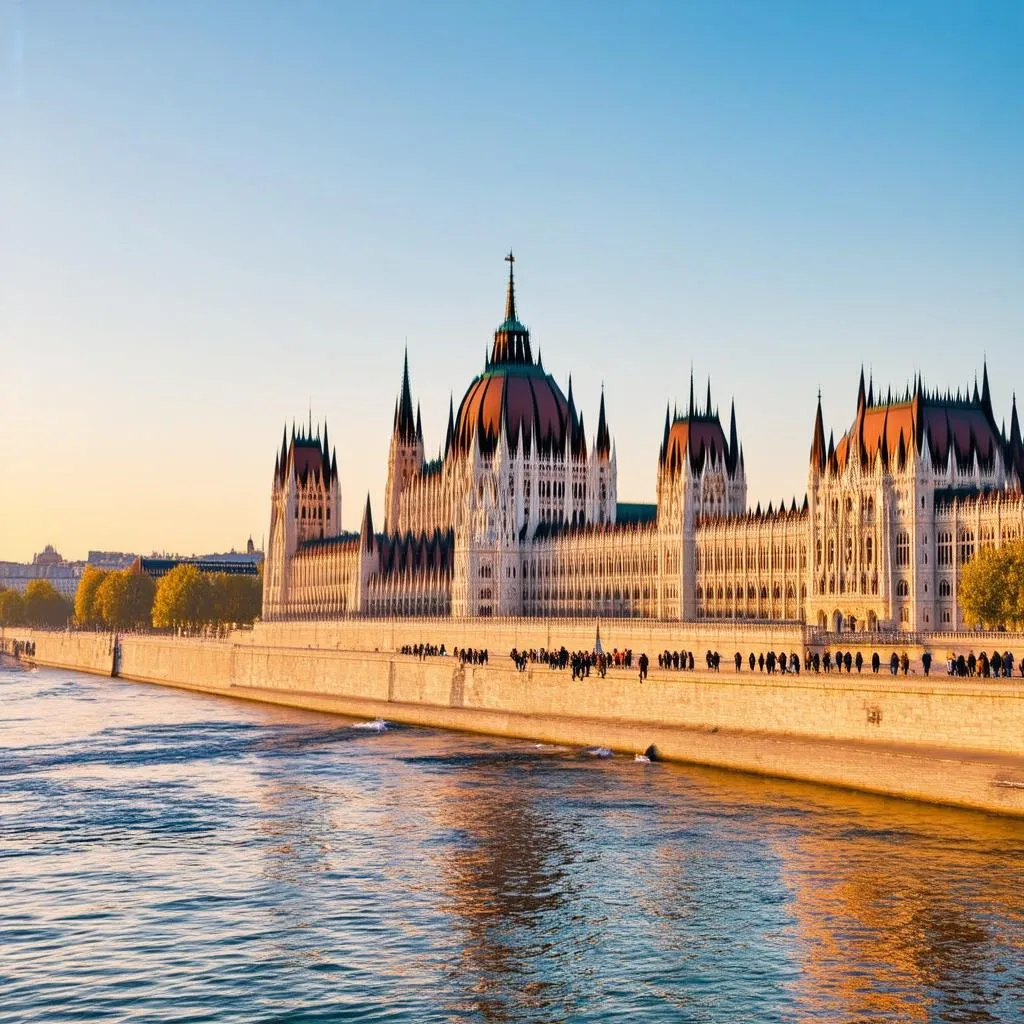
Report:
1,664,1022,1024
422,753,585,1020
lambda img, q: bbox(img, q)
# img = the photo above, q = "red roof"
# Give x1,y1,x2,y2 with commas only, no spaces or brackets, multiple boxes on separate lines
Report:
453,365,577,457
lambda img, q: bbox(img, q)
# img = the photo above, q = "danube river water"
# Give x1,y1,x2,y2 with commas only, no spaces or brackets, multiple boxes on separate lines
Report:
1,664,1021,1024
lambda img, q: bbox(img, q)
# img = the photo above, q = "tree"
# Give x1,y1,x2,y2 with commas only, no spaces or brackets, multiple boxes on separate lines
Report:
0,587,24,627
95,569,155,630
74,566,108,627
960,538,1024,630
22,580,71,628
208,573,262,627
152,564,211,631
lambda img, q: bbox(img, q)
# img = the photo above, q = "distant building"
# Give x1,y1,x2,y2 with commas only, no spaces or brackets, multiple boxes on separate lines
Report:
133,550,263,580
87,551,138,570
263,253,1024,633
0,545,81,599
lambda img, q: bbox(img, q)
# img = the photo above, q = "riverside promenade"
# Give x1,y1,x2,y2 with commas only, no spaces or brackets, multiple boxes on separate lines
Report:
6,619,1024,818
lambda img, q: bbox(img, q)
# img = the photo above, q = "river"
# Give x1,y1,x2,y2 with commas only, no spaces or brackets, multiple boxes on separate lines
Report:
0,663,1021,1023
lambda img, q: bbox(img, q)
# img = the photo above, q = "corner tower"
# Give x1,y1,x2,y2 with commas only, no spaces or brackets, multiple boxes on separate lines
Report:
383,349,425,533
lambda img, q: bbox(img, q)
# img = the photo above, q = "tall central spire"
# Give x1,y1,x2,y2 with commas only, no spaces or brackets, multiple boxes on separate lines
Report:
490,250,532,365
504,250,517,322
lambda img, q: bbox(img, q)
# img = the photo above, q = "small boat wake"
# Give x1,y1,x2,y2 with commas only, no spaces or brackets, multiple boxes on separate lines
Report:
634,753,651,763
585,747,613,758
351,718,389,732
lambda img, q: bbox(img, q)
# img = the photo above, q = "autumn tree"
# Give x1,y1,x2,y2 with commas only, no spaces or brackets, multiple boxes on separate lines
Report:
74,566,109,627
22,579,71,628
959,538,1024,630
208,573,262,627
95,569,156,630
151,564,211,631
0,587,24,627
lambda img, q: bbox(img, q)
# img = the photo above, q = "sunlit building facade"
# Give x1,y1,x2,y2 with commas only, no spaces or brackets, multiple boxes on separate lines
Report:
263,256,1024,632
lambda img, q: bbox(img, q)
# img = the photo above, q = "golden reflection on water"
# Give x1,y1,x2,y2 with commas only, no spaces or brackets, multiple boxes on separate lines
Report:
3,667,1022,1023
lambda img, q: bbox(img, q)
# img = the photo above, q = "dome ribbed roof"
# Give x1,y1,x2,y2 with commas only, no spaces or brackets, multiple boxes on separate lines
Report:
451,253,582,458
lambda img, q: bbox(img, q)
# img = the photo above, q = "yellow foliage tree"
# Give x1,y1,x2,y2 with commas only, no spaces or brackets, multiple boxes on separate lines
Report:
22,580,71,628
0,587,24,626
74,566,109,627
959,538,1024,630
152,564,211,631
95,569,156,630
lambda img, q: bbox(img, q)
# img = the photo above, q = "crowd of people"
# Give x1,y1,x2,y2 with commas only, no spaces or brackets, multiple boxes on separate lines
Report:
399,642,446,659
945,650,1019,677
405,637,1023,682
509,646,632,678
398,643,488,664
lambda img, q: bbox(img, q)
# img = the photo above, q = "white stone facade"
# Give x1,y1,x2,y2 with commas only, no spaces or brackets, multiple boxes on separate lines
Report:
262,261,1024,633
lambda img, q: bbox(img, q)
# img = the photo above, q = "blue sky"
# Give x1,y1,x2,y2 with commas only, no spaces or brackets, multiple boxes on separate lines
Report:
2,1,1022,560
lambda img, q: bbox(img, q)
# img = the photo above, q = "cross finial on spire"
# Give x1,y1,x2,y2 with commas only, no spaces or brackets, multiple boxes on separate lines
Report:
504,250,517,322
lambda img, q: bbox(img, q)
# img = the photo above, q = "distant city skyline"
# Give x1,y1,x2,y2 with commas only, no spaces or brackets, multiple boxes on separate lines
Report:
2,1,1021,562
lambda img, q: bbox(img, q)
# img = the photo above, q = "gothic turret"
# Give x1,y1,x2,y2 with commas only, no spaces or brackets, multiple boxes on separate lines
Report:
810,392,827,473
595,388,611,459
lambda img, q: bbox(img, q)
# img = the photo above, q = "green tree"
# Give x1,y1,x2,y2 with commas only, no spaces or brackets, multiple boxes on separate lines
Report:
152,564,211,631
22,579,71,628
74,566,108,627
0,587,24,627
95,569,155,630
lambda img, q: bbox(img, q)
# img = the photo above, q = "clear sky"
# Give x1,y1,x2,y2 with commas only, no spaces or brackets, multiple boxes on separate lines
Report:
1,1,1022,562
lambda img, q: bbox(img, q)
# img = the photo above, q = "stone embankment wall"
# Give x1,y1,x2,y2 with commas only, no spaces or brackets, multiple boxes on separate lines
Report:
9,623,1024,818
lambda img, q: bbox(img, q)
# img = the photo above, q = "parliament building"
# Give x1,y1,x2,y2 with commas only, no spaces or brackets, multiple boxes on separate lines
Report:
263,255,1024,633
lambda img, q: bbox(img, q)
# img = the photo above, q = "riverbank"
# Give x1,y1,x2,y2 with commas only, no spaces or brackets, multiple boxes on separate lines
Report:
5,623,1023,817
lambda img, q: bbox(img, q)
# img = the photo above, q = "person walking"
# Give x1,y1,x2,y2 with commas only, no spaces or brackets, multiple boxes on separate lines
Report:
638,652,649,682
922,651,932,676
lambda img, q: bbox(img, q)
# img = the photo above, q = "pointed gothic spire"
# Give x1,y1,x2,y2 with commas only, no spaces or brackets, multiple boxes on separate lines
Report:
416,403,423,444
595,387,611,458
810,391,827,472
867,371,874,407
360,494,375,551
395,348,416,443
688,368,695,418
504,249,517,322
660,403,671,464
1009,393,1023,484
857,366,866,411
705,379,712,417
444,394,455,456
981,359,992,416
727,400,739,475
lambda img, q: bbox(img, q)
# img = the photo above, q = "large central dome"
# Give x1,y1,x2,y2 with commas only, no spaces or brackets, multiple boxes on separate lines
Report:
452,254,581,458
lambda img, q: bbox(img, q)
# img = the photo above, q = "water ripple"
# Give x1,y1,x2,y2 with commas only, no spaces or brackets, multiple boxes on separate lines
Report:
0,667,1021,1023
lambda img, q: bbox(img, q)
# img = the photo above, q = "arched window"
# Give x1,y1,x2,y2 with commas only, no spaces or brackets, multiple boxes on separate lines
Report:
937,531,953,566
896,579,910,597
959,528,975,565
895,530,910,568
939,579,952,597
